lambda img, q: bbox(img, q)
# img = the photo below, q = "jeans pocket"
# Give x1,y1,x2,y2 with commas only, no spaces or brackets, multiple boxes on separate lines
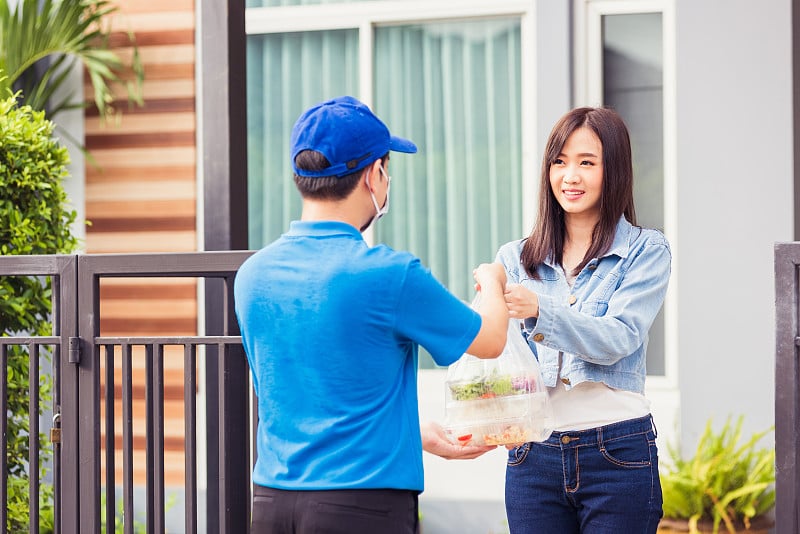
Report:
600,431,652,468
507,442,531,466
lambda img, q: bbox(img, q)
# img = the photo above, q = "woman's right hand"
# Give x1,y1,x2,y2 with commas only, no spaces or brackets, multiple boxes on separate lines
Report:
504,283,539,319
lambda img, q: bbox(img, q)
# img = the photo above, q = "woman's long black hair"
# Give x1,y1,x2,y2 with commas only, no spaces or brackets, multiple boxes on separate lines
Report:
520,107,637,279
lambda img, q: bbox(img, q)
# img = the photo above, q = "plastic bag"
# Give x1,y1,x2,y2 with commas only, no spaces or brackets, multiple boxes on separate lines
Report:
443,301,554,446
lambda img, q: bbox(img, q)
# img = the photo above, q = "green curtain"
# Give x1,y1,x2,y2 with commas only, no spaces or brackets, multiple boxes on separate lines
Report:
373,19,522,300
246,30,359,248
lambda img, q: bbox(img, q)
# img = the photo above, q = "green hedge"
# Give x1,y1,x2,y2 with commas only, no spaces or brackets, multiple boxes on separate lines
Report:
0,93,78,532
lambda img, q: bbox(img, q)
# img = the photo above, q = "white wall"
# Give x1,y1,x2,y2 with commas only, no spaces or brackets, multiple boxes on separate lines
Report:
52,62,87,247
674,0,793,451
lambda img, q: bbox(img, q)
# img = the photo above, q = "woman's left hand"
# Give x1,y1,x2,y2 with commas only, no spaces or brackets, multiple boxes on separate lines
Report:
504,283,539,319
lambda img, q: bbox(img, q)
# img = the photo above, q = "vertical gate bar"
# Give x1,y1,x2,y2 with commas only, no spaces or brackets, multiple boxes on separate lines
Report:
204,313,220,532
77,259,101,534
59,256,78,534
217,342,227,534
184,344,197,534
52,344,61,534
217,339,250,534
122,343,134,534
775,243,800,533
227,275,251,531
218,272,250,534
144,344,154,534
153,344,166,533
104,344,116,531
28,343,40,534
51,275,62,534
81,338,102,534
1,345,8,532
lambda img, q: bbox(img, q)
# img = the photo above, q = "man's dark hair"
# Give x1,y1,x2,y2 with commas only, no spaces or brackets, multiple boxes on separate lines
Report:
293,150,388,200
293,150,362,200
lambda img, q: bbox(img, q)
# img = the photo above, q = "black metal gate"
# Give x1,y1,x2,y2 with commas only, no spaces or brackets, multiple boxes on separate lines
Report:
774,242,800,534
0,251,254,534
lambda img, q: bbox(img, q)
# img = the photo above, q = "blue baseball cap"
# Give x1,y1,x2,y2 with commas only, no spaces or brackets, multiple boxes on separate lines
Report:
290,96,418,178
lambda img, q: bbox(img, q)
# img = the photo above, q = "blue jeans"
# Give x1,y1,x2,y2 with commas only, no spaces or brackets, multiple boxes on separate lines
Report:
505,414,663,534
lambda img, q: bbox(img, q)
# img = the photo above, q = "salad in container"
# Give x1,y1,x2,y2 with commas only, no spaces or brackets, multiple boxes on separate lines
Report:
443,367,553,446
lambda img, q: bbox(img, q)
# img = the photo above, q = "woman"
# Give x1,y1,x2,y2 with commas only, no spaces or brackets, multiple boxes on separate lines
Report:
496,107,670,533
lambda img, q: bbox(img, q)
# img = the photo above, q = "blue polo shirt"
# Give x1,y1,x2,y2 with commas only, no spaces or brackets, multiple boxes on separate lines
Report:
234,221,482,492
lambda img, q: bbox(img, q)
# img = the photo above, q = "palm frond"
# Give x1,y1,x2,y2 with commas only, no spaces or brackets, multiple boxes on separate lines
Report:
0,0,143,119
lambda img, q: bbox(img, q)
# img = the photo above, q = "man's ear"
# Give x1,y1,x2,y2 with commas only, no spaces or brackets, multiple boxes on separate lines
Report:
364,159,383,191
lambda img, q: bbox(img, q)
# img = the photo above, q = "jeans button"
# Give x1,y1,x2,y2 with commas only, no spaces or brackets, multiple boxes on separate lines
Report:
560,435,571,444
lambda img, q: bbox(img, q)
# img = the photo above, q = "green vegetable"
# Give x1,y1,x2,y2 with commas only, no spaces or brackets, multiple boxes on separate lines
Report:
449,370,526,401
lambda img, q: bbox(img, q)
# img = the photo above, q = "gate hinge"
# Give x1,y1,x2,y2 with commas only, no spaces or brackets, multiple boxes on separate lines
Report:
68,337,81,364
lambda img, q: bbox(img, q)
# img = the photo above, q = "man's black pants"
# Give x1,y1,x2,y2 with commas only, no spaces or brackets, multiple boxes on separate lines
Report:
251,484,419,533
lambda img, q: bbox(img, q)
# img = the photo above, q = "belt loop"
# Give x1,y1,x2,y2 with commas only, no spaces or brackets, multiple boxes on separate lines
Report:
650,414,658,438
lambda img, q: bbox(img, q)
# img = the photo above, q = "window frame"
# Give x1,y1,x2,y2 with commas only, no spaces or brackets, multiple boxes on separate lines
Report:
575,0,678,390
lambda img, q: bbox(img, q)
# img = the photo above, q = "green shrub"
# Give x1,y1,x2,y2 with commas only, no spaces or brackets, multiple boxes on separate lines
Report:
660,415,776,534
0,92,78,532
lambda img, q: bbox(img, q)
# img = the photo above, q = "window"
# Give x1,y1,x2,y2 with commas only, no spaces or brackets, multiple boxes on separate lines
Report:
580,0,676,381
372,20,522,298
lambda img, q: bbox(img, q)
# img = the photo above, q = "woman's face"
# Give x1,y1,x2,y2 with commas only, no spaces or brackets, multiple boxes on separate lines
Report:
549,126,604,223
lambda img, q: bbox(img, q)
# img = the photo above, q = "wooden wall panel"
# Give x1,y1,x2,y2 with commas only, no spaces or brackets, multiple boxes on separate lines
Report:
85,1,198,489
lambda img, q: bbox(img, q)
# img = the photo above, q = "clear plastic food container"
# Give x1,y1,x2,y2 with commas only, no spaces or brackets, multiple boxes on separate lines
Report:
443,373,553,446
443,316,554,446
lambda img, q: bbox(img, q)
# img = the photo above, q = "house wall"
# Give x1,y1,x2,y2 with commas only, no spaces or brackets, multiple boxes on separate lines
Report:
674,0,792,451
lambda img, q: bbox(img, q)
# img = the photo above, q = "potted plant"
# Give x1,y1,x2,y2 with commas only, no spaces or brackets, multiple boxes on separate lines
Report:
658,415,776,534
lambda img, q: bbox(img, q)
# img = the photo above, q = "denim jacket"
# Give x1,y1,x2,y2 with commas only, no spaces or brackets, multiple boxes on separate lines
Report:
495,217,671,394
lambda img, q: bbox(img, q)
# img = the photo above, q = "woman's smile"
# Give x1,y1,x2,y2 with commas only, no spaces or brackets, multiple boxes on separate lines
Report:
550,126,603,221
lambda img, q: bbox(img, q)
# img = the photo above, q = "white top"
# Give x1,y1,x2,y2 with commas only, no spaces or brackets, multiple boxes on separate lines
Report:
548,379,651,431
547,266,651,431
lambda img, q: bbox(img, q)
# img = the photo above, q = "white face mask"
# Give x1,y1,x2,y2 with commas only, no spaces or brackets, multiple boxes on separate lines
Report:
368,166,391,223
